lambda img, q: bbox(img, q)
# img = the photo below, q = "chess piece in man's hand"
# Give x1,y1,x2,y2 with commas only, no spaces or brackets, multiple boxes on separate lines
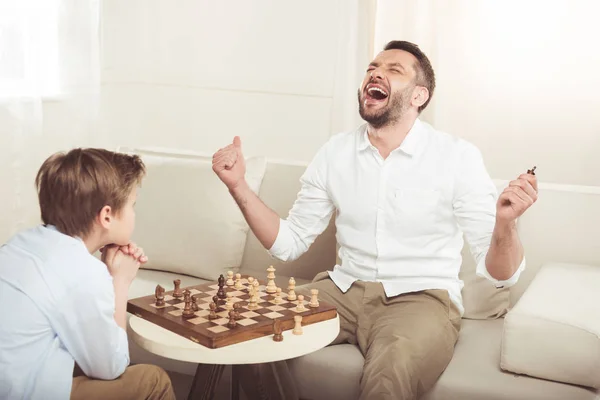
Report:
212,136,246,192
496,166,539,224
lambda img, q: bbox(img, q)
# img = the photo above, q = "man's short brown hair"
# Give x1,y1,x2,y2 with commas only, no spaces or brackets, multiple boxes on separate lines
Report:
384,40,436,112
35,148,146,238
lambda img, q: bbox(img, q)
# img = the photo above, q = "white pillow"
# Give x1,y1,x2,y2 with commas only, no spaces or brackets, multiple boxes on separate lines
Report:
120,147,266,280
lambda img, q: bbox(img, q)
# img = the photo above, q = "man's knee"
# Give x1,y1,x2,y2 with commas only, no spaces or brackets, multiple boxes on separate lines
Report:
129,364,174,399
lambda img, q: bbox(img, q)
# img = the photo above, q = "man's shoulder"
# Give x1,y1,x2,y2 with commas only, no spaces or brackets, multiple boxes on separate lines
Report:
420,120,482,156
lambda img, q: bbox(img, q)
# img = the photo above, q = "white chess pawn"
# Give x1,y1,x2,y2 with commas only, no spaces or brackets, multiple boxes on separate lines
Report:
309,289,319,308
287,277,297,301
225,293,233,310
234,273,243,289
252,280,260,303
273,287,282,304
295,295,307,312
293,315,303,335
226,271,234,286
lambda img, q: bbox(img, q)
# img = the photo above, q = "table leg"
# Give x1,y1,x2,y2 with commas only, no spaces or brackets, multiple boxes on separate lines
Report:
187,363,225,400
231,365,241,400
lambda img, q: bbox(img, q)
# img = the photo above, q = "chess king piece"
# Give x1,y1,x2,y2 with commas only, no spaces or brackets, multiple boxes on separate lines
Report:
266,266,277,294
226,271,235,286
191,295,199,311
208,303,218,320
155,284,165,307
173,279,183,299
287,277,297,301
234,273,243,289
272,319,283,342
527,166,537,175
227,311,237,328
309,289,319,308
293,315,303,335
295,295,307,312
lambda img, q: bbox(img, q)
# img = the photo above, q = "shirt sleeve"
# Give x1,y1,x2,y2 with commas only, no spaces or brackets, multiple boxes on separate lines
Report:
452,142,525,288
268,141,336,262
50,265,129,380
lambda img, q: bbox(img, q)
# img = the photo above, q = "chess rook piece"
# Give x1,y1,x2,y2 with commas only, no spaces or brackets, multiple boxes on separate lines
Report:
173,279,183,299
527,166,537,175
266,266,277,294
234,273,243,289
309,289,319,308
272,319,283,342
233,303,242,320
287,277,297,301
295,295,307,312
227,311,237,328
226,271,235,286
182,295,195,319
191,295,199,311
208,303,218,320
155,285,165,307
273,287,282,304
293,315,303,335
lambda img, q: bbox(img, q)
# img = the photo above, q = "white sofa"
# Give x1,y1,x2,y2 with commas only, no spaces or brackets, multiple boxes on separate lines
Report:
126,148,600,400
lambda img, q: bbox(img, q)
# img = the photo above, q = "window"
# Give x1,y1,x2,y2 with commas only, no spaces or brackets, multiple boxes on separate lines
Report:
0,0,60,98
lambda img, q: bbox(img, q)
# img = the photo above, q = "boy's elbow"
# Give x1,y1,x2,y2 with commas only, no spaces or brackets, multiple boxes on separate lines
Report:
89,356,129,380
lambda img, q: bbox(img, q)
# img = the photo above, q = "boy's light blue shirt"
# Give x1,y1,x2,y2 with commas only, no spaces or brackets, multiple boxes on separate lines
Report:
0,225,129,400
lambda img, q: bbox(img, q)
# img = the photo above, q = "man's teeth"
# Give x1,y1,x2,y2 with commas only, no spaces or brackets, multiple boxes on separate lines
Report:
368,87,388,97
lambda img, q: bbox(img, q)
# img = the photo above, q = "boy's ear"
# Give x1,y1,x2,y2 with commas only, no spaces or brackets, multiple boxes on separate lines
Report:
98,205,113,229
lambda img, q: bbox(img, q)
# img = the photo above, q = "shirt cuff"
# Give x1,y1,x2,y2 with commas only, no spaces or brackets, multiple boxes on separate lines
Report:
267,218,292,261
475,255,526,289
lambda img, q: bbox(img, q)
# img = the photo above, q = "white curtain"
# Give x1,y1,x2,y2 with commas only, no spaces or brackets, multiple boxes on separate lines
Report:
374,0,600,187
0,0,100,241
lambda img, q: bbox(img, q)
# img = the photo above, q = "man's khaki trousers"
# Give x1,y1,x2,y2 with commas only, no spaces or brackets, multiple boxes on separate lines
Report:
241,273,461,400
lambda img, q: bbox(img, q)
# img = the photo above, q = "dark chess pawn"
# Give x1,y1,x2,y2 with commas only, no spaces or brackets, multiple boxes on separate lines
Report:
182,295,195,319
208,303,218,320
233,303,242,320
173,279,183,299
217,275,227,302
227,311,237,329
272,319,283,342
212,295,220,308
155,285,165,307
191,295,199,311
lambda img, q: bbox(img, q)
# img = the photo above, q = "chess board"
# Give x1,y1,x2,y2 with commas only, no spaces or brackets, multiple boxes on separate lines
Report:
127,276,338,349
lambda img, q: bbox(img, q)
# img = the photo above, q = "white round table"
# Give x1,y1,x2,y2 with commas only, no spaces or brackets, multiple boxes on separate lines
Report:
128,314,340,399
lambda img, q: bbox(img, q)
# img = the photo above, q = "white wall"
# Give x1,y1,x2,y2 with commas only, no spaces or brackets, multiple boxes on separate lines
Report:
99,0,372,162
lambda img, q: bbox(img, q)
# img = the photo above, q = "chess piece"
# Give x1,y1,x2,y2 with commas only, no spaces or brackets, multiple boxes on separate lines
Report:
208,303,218,320
173,279,183,299
227,311,237,328
247,295,258,310
233,303,242,320
226,271,235,286
155,285,165,306
266,266,277,294
527,166,537,175
272,319,283,342
234,273,243,289
182,295,195,319
252,280,260,304
225,293,233,310
212,295,220,308
191,295,199,311
287,277,297,301
295,295,307,312
293,315,303,335
309,289,319,308
273,287,282,304
217,274,227,301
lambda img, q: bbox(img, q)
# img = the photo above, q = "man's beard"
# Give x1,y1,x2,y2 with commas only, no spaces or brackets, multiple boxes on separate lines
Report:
357,86,412,129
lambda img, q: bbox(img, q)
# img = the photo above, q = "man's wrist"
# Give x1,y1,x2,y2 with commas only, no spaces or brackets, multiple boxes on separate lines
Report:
494,217,517,234
229,179,250,196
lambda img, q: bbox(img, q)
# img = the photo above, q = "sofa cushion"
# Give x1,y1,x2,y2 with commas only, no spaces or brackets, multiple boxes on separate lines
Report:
501,262,600,389
122,147,266,280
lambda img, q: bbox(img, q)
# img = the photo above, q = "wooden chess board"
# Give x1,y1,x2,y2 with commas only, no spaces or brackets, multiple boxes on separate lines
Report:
127,276,338,349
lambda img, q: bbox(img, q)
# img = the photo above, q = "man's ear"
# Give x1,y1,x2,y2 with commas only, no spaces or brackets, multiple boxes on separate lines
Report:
98,205,112,230
412,86,429,108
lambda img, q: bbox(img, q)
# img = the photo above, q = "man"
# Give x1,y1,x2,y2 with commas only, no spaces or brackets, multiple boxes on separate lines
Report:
212,40,537,400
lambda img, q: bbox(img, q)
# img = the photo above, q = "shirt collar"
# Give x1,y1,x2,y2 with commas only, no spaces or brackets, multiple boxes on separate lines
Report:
358,118,426,157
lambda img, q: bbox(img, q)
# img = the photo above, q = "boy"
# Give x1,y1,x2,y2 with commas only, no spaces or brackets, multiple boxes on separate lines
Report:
0,148,175,400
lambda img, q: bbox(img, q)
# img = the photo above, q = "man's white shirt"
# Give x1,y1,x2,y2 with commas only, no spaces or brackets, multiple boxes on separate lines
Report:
268,119,525,315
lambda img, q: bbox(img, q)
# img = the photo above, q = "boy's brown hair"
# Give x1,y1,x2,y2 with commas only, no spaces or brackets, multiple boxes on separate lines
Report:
35,148,146,238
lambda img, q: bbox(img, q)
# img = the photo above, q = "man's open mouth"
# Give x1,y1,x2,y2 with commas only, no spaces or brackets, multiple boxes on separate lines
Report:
364,83,389,103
